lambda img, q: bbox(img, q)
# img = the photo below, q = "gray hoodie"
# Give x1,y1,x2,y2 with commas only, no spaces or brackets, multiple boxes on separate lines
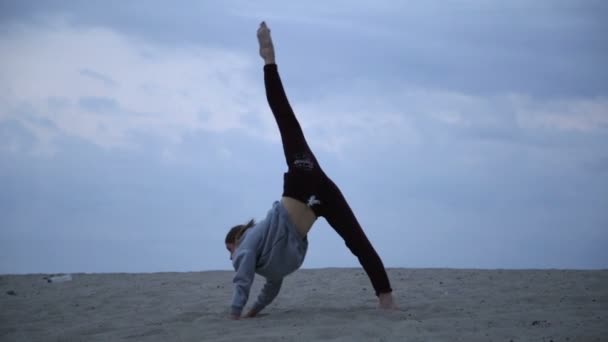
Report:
230,201,308,316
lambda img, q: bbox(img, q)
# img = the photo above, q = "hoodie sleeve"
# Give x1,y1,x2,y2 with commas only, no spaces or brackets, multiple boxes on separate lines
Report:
230,249,257,317
252,277,283,313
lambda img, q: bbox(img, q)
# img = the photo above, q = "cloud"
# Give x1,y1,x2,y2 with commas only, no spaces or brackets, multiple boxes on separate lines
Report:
1,16,607,162
1,7,607,272
0,119,37,154
513,96,608,132
79,69,117,87
78,96,120,114
296,83,608,158
0,17,418,157
5,1,606,101
0,17,268,153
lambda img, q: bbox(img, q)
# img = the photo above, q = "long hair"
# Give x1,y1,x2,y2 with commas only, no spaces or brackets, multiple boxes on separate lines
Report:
225,219,256,245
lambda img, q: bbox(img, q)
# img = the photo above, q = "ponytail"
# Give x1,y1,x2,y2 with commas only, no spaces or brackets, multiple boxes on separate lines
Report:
225,219,256,245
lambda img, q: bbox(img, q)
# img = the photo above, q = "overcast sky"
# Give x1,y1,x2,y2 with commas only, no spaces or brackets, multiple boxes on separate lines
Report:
1,1,607,274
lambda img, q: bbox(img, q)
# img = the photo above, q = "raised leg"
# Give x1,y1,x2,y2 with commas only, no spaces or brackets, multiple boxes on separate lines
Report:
259,22,319,171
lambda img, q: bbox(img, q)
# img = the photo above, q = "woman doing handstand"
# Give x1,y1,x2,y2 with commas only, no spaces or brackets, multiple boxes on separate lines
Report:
225,22,396,319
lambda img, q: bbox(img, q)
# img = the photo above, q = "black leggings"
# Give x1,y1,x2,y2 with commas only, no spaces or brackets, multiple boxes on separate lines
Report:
264,64,392,295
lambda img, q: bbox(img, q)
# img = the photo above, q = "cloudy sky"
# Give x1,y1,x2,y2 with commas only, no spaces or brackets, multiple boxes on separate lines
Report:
1,1,607,274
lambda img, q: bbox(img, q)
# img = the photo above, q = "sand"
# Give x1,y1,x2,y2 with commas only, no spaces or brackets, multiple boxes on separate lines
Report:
1,268,607,341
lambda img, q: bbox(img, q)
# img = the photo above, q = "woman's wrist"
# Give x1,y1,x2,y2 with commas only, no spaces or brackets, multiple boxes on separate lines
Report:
245,308,259,317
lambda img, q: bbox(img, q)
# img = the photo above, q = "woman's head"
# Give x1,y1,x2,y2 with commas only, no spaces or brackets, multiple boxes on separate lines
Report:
225,219,256,259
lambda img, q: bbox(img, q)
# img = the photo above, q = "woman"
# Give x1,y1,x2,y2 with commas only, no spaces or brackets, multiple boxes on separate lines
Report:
226,22,396,320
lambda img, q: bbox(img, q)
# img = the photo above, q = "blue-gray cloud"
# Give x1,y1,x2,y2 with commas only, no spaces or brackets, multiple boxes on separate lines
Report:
2,1,606,98
0,119,37,155
79,69,117,87
0,128,286,273
1,1,607,274
78,96,120,113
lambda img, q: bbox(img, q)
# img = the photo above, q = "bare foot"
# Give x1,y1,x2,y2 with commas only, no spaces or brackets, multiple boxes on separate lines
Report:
257,21,275,64
378,292,399,310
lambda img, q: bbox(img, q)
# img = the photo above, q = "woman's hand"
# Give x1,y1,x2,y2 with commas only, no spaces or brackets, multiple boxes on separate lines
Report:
378,292,398,310
244,309,258,318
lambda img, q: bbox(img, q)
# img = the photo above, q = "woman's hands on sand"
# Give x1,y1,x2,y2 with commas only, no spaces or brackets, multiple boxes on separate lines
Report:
257,21,275,64
378,292,398,310
231,293,394,320
244,309,258,318
229,309,258,320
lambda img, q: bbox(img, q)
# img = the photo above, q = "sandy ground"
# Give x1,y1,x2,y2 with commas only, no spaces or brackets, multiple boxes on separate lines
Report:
1,268,607,341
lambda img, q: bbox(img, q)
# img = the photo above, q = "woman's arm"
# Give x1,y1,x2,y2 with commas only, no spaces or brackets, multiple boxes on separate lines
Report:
230,249,257,318
244,278,283,317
